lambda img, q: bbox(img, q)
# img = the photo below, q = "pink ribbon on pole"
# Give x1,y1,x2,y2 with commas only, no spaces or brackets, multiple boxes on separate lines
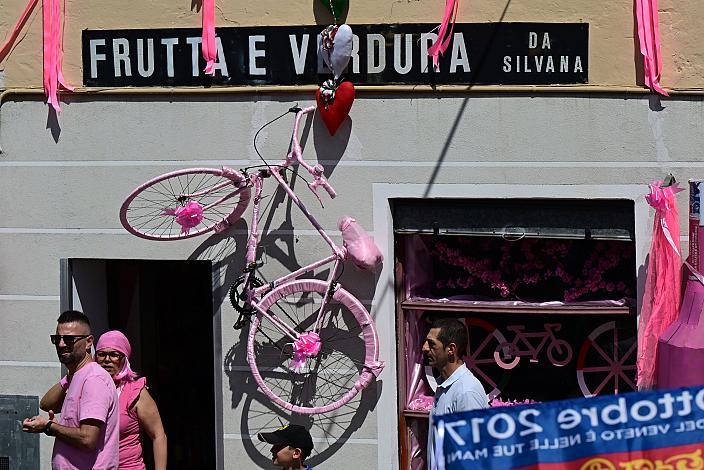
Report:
427,0,459,71
43,0,74,112
635,0,668,96
289,332,322,373
201,0,216,75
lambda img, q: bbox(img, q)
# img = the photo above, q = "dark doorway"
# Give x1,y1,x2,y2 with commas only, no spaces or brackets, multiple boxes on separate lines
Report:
65,259,216,470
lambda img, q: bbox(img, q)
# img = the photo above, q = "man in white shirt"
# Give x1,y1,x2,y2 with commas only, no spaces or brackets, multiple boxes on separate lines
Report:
423,318,488,469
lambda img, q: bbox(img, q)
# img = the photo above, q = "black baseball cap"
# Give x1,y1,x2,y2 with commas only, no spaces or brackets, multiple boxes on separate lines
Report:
258,424,314,454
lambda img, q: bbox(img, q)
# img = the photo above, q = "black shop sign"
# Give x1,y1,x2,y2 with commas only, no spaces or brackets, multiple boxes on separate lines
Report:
82,23,588,87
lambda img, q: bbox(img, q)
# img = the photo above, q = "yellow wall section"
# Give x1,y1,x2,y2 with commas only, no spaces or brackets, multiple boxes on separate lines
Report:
0,0,701,90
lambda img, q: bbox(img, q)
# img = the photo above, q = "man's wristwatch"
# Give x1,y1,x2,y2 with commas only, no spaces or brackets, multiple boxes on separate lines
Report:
43,420,55,436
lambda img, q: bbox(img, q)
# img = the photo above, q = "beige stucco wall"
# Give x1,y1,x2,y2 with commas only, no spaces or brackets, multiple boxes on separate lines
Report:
0,0,702,91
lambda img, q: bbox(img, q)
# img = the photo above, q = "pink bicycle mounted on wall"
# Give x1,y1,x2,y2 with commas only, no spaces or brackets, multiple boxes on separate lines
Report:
120,106,384,414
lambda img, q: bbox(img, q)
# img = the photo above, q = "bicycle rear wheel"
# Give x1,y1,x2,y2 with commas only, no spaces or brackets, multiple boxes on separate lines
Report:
247,279,383,414
120,168,251,240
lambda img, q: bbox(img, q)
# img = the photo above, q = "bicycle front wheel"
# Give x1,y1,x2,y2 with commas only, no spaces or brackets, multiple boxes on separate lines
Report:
247,279,382,414
120,168,251,240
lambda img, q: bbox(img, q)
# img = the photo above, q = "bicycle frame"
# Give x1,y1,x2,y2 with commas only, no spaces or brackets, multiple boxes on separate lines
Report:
504,324,563,359
241,171,344,342
239,106,346,343
120,105,383,413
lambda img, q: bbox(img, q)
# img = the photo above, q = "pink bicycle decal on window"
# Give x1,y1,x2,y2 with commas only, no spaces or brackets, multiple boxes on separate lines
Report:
120,106,384,414
576,321,637,398
493,323,573,370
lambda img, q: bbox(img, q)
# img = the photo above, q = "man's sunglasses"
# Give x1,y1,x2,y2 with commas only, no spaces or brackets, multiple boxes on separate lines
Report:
50,334,89,345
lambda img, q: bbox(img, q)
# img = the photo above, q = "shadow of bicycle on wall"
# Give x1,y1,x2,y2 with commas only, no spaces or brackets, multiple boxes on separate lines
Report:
223,331,382,468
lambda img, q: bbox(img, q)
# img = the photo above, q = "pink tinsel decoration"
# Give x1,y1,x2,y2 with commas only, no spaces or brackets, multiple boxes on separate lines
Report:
489,398,539,407
408,395,434,412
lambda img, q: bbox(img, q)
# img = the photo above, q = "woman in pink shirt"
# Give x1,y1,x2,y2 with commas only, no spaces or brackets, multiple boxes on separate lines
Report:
95,331,168,470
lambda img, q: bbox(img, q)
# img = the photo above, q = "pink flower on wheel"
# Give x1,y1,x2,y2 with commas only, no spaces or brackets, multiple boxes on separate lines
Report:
289,332,322,373
162,201,204,234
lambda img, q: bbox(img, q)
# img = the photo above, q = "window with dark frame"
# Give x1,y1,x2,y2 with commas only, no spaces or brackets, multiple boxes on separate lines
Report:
392,198,638,470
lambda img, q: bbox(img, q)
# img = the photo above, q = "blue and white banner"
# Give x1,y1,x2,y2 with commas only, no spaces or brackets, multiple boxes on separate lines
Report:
434,386,704,469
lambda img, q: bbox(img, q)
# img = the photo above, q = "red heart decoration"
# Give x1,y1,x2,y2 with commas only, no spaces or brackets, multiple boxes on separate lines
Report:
316,81,355,136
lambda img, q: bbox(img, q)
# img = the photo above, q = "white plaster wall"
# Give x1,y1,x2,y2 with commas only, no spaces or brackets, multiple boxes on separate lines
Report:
1,93,703,469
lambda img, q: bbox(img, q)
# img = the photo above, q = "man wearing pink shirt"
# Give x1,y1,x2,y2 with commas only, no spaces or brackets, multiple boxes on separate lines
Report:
23,310,119,469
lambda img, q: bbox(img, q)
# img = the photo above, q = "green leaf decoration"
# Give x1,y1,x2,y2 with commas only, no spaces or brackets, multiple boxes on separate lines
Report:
320,0,348,22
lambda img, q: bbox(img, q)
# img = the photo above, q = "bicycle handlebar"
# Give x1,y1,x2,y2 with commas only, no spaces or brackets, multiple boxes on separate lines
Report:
281,106,338,201
310,175,337,199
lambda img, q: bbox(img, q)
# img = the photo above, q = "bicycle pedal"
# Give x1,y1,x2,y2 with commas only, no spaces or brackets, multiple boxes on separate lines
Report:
529,359,539,363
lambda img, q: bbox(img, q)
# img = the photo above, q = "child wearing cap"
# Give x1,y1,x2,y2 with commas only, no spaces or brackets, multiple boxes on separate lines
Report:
258,423,314,470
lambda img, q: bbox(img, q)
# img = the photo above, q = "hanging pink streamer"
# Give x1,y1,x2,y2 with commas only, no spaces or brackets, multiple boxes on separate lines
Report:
637,181,683,389
0,0,39,64
635,0,668,96
43,0,74,112
201,0,216,75
427,0,459,71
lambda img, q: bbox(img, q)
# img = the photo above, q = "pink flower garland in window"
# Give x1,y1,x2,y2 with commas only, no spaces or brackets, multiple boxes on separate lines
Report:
432,238,634,302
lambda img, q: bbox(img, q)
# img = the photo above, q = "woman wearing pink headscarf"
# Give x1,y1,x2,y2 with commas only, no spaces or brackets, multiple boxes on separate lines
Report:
94,330,167,470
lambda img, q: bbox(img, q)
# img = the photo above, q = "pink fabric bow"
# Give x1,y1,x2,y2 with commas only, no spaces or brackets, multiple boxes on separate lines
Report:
163,201,205,234
635,0,668,95
427,0,459,71
289,332,322,373
201,0,216,75
645,180,682,212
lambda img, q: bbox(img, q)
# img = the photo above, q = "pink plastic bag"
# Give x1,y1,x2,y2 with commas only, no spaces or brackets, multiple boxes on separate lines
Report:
339,216,383,270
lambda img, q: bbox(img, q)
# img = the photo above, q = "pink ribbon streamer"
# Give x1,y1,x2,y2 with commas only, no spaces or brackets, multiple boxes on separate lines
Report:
163,201,205,234
289,332,322,373
637,181,683,388
635,0,668,96
1,0,74,111
427,0,459,71
0,0,38,64
43,0,74,112
201,0,216,75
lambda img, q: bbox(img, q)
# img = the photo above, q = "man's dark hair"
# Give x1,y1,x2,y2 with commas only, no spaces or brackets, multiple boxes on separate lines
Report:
432,318,468,357
57,310,91,329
